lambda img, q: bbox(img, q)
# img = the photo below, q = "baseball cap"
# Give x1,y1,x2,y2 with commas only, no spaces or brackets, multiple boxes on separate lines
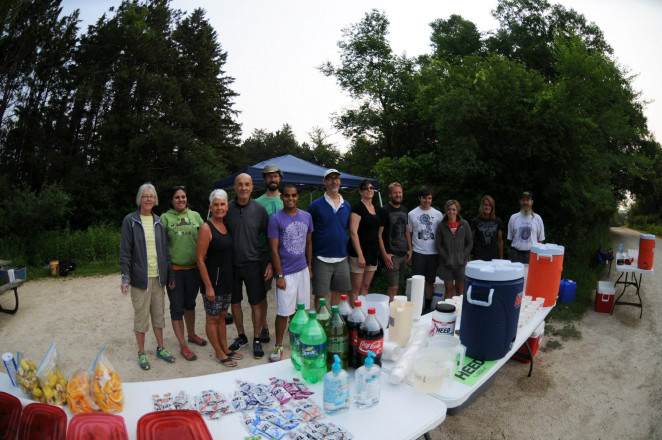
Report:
324,168,341,179
262,164,283,178
520,191,534,200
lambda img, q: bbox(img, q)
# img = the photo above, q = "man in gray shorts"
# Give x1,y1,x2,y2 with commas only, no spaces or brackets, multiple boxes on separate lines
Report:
307,169,352,308
378,182,412,301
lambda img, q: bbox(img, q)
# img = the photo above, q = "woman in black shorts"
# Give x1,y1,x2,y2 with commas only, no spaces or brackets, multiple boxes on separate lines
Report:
196,189,243,367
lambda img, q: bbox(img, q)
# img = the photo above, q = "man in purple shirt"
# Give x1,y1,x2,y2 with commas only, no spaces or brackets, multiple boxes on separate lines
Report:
267,184,313,362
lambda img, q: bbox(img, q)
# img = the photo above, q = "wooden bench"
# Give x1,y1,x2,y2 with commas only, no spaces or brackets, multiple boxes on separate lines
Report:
0,279,24,315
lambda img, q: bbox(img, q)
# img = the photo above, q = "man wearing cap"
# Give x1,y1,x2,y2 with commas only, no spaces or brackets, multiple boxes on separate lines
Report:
507,191,545,264
254,164,284,348
226,173,272,359
307,168,352,307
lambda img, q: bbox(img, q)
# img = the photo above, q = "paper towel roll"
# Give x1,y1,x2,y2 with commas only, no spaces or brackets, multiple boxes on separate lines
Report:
410,275,425,321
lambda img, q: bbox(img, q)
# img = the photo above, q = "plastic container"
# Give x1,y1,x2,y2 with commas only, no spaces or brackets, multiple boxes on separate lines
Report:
289,303,309,371
67,413,128,440
638,234,656,270
326,306,348,370
558,279,577,303
525,243,565,306
17,403,67,440
354,351,381,408
512,321,545,363
460,260,524,361
300,311,327,383
0,392,22,440
49,261,59,276
323,354,350,415
410,276,425,321
429,303,456,339
431,277,446,310
595,281,615,313
317,298,331,330
360,294,389,328
137,410,212,440
388,298,413,347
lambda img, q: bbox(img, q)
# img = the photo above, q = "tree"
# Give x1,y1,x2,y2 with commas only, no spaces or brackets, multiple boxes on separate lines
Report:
429,15,483,61
303,127,341,168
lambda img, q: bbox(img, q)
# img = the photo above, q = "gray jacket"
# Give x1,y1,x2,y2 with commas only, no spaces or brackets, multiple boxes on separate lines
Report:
435,218,473,269
120,211,174,290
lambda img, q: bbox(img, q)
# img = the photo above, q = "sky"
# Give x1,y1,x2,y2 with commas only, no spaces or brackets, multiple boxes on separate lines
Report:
61,0,662,152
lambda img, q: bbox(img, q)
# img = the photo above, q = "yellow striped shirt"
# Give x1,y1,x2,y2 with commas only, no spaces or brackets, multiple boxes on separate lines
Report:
141,215,158,278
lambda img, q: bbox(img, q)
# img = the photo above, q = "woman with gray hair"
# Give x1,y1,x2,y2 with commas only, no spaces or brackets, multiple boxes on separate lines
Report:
120,183,176,371
196,189,242,367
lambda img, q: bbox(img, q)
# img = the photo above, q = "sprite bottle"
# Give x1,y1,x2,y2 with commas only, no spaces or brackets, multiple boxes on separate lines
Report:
300,311,327,383
289,303,309,371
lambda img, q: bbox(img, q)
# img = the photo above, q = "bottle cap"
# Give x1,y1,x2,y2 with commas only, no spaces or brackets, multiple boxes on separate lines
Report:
341,294,348,300
320,298,327,305
354,300,362,307
365,350,375,367
297,302,305,309
368,308,376,314
332,354,341,372
308,311,317,319
331,305,339,313
435,303,456,313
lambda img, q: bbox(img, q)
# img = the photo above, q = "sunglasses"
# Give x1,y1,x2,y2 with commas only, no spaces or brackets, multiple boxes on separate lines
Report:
172,185,186,191
362,186,374,191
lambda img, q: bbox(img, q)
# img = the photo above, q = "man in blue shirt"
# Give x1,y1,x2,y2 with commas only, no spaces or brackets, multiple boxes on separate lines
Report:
307,169,351,308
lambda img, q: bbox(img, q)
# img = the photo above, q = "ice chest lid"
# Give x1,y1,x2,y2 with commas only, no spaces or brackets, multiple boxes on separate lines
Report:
68,413,128,440
531,243,565,256
0,392,22,436
465,259,524,281
640,234,656,240
137,409,212,440
19,403,67,440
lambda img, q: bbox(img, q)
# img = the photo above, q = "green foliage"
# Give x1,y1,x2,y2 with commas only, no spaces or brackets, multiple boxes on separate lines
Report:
429,14,483,61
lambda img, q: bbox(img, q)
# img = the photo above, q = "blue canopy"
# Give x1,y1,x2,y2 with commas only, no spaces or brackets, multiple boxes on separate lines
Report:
213,154,379,192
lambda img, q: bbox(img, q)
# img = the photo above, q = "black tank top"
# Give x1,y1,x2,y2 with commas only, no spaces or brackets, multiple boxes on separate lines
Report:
205,220,233,296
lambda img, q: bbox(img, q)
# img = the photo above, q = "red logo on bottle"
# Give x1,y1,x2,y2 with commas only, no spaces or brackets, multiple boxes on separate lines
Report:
358,339,383,355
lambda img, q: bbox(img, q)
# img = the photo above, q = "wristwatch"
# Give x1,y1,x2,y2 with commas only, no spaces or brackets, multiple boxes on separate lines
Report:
275,274,285,279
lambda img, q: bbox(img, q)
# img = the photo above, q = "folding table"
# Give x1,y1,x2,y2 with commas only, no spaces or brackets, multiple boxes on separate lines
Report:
611,259,654,319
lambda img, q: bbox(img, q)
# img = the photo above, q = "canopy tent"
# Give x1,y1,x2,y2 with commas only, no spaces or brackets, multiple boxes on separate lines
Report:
214,155,381,203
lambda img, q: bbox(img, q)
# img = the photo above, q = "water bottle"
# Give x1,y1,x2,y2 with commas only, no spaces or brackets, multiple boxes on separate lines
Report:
326,305,349,370
338,294,353,323
354,350,381,408
323,354,350,415
317,297,332,330
300,311,327,383
289,303,309,371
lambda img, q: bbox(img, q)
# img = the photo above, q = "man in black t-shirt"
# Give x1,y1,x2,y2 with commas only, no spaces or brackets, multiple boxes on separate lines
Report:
378,182,412,300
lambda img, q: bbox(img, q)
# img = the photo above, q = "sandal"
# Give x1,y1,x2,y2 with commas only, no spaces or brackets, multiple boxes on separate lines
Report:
180,347,197,361
187,334,207,346
226,350,243,361
216,357,237,368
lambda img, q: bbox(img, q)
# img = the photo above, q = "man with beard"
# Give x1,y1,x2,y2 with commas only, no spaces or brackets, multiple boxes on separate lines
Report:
253,164,284,346
378,182,413,301
507,191,545,264
308,169,352,308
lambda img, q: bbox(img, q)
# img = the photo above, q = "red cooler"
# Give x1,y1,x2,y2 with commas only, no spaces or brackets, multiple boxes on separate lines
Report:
637,234,656,270
595,281,615,313
513,321,545,363
525,243,565,306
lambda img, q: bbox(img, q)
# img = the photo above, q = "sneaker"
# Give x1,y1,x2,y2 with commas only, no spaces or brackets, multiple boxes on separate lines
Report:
269,345,283,363
229,334,249,351
156,347,175,363
253,339,264,359
138,352,150,370
259,328,271,343
225,313,234,325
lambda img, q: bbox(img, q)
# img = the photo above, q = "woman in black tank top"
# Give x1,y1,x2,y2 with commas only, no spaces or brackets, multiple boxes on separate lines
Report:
196,190,243,367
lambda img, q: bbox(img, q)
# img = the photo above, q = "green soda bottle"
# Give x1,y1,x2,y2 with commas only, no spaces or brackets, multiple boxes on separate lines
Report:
289,303,309,371
316,297,331,330
326,305,349,370
300,311,327,383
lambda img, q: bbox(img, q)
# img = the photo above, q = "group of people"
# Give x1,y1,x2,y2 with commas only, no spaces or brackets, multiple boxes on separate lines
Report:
120,165,544,370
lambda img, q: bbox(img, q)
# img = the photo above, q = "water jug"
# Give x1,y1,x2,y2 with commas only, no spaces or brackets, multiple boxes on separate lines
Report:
360,294,390,329
525,243,564,306
388,298,413,347
638,234,656,270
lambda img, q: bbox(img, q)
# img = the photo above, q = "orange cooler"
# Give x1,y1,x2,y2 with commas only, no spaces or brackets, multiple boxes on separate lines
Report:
525,243,565,306
637,234,656,270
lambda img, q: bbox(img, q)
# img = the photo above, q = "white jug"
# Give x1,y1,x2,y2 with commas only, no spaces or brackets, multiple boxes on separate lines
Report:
360,294,390,329
388,299,414,347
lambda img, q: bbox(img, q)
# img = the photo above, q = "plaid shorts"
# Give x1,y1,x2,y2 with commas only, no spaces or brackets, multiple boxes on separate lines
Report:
203,293,231,316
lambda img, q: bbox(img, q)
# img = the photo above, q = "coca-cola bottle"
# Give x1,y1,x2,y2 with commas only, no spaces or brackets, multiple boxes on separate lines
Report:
338,294,353,323
357,308,384,367
347,300,366,369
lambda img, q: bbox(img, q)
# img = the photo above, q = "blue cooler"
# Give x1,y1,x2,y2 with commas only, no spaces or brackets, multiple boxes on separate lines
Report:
460,260,524,361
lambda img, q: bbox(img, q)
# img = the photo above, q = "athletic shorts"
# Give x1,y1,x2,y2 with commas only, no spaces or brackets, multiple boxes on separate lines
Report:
203,292,231,316
411,252,439,285
439,265,466,283
166,268,200,320
231,261,267,306
348,256,378,274
311,258,351,297
275,267,311,316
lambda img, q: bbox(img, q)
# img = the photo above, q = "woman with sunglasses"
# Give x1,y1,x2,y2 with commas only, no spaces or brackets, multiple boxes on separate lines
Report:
470,195,504,261
161,185,207,361
120,183,176,371
347,178,381,302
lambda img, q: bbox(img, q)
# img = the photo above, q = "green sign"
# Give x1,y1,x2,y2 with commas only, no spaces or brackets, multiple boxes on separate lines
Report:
452,356,497,387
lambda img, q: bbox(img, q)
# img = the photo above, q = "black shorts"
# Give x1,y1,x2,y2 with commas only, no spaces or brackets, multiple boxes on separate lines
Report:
411,252,439,284
232,262,266,306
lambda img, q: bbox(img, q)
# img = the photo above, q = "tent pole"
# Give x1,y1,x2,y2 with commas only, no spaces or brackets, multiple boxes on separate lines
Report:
378,191,383,207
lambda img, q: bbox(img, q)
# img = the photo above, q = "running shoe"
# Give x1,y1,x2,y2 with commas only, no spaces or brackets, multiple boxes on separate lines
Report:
156,347,175,363
269,345,283,363
259,328,271,343
138,352,150,370
229,334,249,351
253,339,264,359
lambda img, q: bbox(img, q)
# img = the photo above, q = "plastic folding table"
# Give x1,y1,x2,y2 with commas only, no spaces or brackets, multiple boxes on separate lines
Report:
611,258,654,319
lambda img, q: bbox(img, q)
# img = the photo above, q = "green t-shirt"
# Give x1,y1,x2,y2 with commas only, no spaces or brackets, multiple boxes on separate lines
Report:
161,208,204,267
256,193,283,253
